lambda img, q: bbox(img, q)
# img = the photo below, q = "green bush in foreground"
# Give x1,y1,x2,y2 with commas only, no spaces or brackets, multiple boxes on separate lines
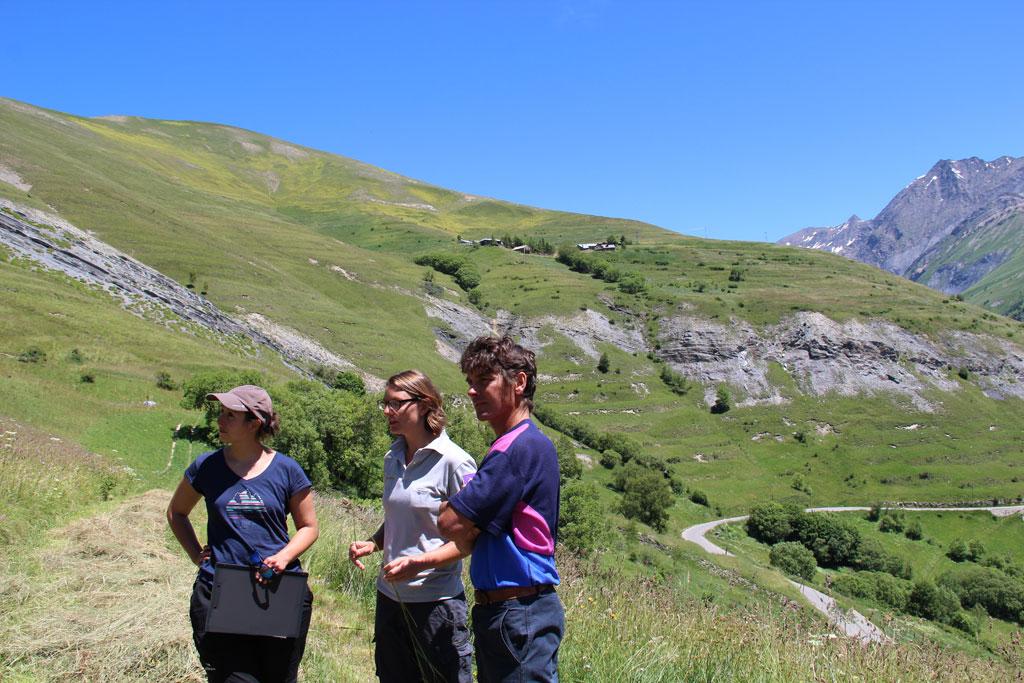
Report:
769,541,817,581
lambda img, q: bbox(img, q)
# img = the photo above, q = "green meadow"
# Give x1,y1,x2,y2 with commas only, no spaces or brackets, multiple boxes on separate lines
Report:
2,97,1024,677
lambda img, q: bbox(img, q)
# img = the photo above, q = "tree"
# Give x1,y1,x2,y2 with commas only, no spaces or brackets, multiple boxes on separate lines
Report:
879,511,905,533
557,434,582,484
791,513,862,568
272,380,391,495
599,449,621,469
770,542,817,581
710,385,731,414
331,370,366,395
617,462,674,532
559,481,605,555
947,538,969,562
746,502,801,545
597,352,610,374
907,580,961,624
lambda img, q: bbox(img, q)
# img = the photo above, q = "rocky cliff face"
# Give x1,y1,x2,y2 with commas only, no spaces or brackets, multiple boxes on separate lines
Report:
655,311,1024,412
779,157,1024,306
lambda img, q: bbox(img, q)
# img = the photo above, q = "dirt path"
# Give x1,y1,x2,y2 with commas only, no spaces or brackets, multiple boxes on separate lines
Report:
681,505,1024,644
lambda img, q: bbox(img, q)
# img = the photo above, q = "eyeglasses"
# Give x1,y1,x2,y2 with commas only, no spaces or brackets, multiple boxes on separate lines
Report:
378,397,420,412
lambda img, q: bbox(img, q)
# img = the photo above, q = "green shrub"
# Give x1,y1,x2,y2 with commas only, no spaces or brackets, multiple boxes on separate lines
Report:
939,565,1024,624
599,449,621,469
18,346,46,363
79,372,95,384
853,537,913,579
746,502,801,545
770,542,817,581
904,520,923,540
272,380,391,496
833,571,912,611
597,352,610,374
331,370,365,396
658,365,690,395
688,489,709,507
557,434,583,484
906,579,961,623
617,461,674,532
879,511,905,533
67,348,84,363
710,385,731,414
155,371,177,391
947,538,969,562
559,480,606,555
791,513,861,568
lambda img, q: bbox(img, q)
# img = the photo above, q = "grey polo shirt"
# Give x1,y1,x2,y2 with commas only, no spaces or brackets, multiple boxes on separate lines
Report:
374,430,477,603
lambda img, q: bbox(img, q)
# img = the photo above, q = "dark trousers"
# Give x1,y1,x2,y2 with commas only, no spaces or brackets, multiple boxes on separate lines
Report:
190,577,313,683
472,590,564,683
374,591,473,683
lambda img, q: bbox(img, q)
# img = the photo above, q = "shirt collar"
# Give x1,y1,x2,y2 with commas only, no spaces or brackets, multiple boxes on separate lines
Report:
391,430,460,464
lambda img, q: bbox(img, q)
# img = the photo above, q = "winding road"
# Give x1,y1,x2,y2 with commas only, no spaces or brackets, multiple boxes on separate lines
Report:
681,505,1024,643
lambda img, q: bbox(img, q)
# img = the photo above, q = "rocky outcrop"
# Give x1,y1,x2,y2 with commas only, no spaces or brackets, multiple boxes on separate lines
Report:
0,201,378,387
657,311,1024,411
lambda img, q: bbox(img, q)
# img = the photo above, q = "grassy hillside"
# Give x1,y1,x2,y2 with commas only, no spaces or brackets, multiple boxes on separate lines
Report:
4,96,1024,675
3,96,1024,516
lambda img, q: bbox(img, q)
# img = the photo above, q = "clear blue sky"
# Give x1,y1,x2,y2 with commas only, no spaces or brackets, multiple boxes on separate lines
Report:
5,1,1023,242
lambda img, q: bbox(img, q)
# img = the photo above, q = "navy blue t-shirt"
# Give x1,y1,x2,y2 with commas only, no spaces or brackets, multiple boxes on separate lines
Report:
185,449,312,581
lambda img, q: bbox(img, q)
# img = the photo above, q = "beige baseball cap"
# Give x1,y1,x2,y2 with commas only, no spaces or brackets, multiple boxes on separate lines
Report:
207,385,273,425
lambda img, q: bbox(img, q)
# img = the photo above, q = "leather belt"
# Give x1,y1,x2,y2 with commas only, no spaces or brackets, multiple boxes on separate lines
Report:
474,584,555,606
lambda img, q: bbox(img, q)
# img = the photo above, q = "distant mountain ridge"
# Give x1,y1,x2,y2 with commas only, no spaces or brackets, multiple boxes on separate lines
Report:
779,156,1024,319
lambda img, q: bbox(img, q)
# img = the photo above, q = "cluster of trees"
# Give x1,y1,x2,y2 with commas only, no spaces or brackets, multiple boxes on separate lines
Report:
747,503,910,576
554,247,647,295
749,503,992,632
533,404,642,463
414,253,481,291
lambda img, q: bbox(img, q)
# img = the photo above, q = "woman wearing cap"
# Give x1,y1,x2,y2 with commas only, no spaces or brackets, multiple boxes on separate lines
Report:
348,370,477,683
167,384,318,683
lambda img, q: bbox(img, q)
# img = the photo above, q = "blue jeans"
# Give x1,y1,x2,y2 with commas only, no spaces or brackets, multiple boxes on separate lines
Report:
472,590,564,683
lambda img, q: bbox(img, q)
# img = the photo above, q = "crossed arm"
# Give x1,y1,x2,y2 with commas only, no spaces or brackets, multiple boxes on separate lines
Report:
349,502,481,582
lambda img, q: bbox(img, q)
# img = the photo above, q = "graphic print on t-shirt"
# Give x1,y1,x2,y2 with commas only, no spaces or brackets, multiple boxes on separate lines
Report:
225,486,267,520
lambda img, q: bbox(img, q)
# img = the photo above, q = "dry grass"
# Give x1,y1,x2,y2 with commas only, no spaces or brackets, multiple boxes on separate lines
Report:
0,489,383,682
2,474,1019,681
0,490,202,681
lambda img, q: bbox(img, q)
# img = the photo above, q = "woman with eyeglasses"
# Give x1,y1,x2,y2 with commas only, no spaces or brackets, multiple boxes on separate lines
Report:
349,370,477,682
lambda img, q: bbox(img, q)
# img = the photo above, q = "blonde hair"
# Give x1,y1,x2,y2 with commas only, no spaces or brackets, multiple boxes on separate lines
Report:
387,369,447,435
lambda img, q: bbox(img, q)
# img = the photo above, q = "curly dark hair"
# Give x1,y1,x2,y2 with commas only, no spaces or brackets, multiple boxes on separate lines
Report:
459,335,537,411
